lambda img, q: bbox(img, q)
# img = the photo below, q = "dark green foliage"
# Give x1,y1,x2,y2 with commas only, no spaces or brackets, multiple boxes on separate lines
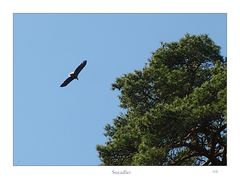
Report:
97,34,227,166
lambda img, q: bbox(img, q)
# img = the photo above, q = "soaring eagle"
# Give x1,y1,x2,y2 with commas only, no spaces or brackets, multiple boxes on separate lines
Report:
60,60,87,87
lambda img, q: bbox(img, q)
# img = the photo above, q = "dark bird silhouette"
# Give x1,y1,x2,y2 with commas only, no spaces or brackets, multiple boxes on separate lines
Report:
60,60,87,87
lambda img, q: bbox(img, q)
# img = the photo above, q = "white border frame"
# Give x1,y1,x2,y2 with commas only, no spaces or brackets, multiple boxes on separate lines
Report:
1,0,240,178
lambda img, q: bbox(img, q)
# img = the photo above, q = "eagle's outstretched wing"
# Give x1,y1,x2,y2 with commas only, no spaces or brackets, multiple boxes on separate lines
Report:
60,76,74,87
74,60,87,76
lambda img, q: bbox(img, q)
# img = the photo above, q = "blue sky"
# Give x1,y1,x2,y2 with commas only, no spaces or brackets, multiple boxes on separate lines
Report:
13,13,226,165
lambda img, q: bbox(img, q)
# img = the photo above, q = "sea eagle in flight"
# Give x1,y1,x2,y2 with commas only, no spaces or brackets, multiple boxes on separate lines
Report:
60,60,87,87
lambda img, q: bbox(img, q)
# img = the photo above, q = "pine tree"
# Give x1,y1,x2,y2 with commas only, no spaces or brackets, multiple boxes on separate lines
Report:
97,34,227,166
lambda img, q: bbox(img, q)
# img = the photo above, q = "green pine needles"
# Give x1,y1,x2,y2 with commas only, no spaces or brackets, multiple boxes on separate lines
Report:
97,34,227,166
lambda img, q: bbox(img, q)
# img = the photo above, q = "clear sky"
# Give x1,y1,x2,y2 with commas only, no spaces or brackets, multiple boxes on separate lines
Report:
13,13,226,165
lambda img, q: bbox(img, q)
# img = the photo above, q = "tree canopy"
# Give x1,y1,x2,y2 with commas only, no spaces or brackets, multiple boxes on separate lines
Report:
97,34,227,166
